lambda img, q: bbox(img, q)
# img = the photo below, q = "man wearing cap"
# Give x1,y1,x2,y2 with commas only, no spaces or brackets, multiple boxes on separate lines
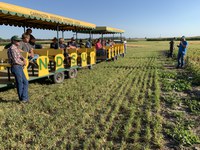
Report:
7,35,29,103
50,37,58,49
176,36,188,68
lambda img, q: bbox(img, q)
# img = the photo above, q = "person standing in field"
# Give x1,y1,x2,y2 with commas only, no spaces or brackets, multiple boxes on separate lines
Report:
168,37,175,57
7,36,29,103
176,36,188,69
123,39,127,54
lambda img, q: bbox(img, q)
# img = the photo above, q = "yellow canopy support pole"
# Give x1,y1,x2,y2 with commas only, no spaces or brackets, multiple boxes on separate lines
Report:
23,26,26,33
62,31,64,39
76,32,78,42
89,30,92,39
57,25,59,48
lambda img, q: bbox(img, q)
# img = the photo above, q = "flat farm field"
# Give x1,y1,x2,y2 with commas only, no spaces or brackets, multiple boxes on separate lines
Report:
0,41,199,149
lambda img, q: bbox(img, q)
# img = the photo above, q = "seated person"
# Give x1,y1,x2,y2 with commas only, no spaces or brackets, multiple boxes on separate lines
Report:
95,39,107,56
79,39,85,48
19,34,39,64
29,36,36,49
59,38,70,66
85,38,92,48
102,39,106,47
59,38,67,50
4,37,14,49
4,43,12,49
59,38,68,56
68,37,77,48
92,39,96,46
29,37,42,49
22,28,35,44
50,37,58,49
106,39,111,46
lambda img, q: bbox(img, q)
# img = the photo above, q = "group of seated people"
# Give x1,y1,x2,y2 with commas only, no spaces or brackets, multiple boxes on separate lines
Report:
50,37,92,50
94,39,115,56
50,37,115,57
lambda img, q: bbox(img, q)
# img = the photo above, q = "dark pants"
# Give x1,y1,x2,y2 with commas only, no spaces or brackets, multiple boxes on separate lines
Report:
11,65,29,101
97,49,106,56
168,49,173,57
177,52,185,67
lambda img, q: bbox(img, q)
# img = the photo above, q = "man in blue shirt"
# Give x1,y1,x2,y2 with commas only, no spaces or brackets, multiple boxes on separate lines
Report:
176,36,188,68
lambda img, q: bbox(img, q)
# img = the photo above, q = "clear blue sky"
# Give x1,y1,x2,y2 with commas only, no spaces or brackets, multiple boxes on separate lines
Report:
0,0,200,39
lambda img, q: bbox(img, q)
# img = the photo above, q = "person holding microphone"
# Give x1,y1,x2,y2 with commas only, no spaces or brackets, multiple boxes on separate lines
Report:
176,36,188,69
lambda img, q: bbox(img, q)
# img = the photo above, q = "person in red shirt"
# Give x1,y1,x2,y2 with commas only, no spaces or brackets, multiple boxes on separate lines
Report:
95,39,107,57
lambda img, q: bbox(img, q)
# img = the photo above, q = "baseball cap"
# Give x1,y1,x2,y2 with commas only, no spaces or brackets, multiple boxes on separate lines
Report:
11,35,22,41
181,36,185,39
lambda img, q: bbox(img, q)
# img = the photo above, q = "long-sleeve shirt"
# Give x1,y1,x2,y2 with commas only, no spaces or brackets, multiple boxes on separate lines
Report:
7,44,24,66
178,41,188,55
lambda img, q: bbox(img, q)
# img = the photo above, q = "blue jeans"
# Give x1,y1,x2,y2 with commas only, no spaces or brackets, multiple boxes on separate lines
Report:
177,52,185,67
11,65,29,101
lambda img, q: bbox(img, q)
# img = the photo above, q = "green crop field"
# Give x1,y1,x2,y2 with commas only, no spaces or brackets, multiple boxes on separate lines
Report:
0,41,199,149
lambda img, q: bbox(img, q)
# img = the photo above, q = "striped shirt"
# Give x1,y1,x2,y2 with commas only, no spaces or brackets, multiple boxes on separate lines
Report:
7,44,24,66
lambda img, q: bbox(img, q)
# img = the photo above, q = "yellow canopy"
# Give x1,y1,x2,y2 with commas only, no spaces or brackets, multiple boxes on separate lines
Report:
95,26,124,34
78,26,124,34
0,2,96,31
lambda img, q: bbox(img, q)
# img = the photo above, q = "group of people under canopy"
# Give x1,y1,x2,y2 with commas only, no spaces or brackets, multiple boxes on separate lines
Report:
50,37,118,57
6,28,126,68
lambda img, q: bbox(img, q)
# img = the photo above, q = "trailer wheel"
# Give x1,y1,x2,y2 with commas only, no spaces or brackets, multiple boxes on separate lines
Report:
67,69,77,79
121,53,125,57
53,71,65,84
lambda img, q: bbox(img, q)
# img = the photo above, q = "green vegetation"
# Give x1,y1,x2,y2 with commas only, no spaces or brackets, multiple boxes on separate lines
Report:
146,37,200,41
0,41,199,149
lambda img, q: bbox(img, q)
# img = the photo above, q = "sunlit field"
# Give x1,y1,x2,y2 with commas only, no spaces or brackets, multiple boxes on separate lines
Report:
0,41,199,149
